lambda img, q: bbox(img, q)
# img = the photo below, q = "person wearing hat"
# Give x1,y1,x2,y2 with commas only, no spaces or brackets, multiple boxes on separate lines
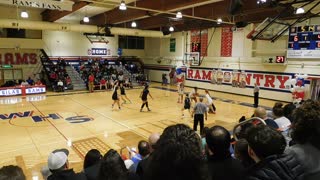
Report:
47,149,86,180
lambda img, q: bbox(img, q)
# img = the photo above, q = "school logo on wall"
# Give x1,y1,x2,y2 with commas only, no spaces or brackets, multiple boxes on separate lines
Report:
187,68,296,92
0,111,94,124
0,53,38,65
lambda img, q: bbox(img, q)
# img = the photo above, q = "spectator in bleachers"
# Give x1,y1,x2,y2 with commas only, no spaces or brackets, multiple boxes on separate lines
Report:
283,103,296,122
245,125,304,180
136,133,160,179
20,80,29,86
145,124,207,180
99,149,139,180
57,79,64,92
83,149,102,180
129,140,150,173
234,139,255,168
254,107,279,129
47,149,86,180
0,165,26,180
35,78,43,86
206,125,245,180
272,103,291,131
100,78,107,90
66,76,72,86
286,100,320,180
26,77,34,85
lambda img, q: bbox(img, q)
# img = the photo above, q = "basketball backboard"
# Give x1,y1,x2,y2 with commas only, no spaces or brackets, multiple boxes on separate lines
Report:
184,52,200,66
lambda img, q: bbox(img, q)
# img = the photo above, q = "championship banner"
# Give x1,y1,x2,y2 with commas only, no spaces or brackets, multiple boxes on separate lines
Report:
1,0,74,11
221,27,233,57
187,68,297,92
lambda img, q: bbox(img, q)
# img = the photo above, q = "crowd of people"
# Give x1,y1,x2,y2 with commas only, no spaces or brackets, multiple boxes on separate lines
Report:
47,59,72,92
1,96,319,180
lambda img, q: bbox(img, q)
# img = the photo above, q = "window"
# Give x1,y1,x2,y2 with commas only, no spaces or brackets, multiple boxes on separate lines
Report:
119,36,144,49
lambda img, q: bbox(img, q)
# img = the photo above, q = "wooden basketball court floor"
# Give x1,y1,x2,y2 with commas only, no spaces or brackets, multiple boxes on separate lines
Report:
0,83,278,179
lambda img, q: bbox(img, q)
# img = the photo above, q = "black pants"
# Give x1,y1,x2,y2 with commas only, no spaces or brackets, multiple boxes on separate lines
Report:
193,114,204,133
254,92,259,107
212,103,216,111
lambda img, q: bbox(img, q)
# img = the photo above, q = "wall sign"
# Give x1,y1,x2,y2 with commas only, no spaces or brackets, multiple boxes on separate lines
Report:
0,89,22,96
0,53,37,65
187,68,296,92
88,48,111,56
170,38,176,52
1,0,74,11
26,87,46,94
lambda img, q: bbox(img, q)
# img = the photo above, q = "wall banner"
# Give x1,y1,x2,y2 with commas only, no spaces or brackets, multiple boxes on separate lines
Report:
1,0,74,11
221,27,233,57
187,68,298,92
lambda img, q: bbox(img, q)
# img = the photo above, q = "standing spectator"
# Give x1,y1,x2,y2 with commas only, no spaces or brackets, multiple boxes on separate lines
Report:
206,126,245,180
286,100,320,180
99,149,139,180
88,73,95,93
191,97,208,134
253,83,259,107
245,125,304,180
0,165,26,180
47,149,86,180
144,124,207,180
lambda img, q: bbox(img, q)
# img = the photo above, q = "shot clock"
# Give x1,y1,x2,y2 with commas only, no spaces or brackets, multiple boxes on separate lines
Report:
275,56,286,63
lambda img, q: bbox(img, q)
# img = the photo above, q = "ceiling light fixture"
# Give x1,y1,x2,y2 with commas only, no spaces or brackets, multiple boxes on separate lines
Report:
169,26,174,32
131,21,137,27
21,11,29,18
119,0,127,10
257,0,267,4
176,11,182,19
83,16,89,23
217,18,222,24
296,7,305,14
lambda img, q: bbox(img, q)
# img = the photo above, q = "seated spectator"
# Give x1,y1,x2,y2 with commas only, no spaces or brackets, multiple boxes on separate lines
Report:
57,79,64,92
35,79,43,86
129,140,150,172
136,133,160,178
283,103,296,122
26,77,34,85
100,78,107,90
246,125,304,180
0,165,26,180
206,125,245,180
145,124,207,180
83,149,102,180
272,103,291,131
66,76,72,86
20,80,29,86
47,149,86,180
99,149,139,180
286,100,320,180
234,139,255,168
254,107,279,129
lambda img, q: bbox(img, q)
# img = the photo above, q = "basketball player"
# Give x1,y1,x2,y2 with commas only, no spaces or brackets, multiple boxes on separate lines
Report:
112,81,121,110
119,83,131,104
140,85,153,112
189,87,199,103
177,83,184,103
205,90,216,114
182,93,191,117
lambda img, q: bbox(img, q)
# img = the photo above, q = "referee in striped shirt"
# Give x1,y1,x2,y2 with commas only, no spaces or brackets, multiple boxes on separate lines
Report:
192,97,208,134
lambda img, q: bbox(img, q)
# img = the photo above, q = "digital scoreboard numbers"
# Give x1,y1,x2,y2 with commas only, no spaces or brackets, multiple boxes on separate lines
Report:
287,25,320,58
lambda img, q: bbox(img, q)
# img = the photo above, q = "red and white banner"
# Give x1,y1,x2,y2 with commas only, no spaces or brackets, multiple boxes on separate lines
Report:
187,68,294,91
0,53,38,65
190,29,208,57
221,27,233,57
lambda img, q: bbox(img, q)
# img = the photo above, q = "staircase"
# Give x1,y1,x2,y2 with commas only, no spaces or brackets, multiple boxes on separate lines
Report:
65,65,87,90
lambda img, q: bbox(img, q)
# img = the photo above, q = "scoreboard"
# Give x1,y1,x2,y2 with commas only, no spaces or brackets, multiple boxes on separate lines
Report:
287,25,320,58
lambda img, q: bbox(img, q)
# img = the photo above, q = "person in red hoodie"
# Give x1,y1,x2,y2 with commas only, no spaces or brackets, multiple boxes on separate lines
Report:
88,73,95,93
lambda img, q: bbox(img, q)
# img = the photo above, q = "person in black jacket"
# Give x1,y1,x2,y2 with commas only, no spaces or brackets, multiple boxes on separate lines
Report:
206,125,245,180
83,149,102,180
47,149,87,180
246,125,304,180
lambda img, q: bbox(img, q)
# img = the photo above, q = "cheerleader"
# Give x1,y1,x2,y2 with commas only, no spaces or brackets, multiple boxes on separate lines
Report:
112,81,121,110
